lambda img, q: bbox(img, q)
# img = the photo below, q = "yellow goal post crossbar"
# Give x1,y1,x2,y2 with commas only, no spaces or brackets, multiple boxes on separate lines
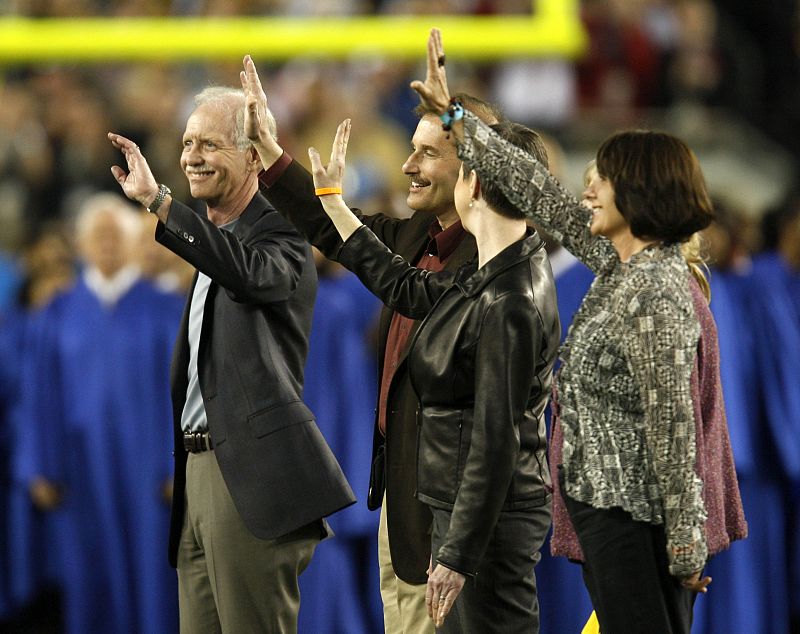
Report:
0,1,586,63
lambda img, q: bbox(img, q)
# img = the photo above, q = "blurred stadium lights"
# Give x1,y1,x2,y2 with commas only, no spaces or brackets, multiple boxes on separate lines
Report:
0,0,586,62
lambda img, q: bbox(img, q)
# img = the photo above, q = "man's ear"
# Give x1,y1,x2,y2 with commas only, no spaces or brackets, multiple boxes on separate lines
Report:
248,146,261,172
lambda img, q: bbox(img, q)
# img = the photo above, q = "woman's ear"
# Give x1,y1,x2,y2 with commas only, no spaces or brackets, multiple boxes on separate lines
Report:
470,171,481,201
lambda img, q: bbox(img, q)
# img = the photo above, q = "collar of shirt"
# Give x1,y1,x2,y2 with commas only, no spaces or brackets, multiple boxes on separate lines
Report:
83,264,141,307
426,219,466,261
220,217,239,232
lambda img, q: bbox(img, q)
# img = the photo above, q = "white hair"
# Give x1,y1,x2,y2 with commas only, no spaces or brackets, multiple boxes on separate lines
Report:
75,192,141,242
194,86,278,151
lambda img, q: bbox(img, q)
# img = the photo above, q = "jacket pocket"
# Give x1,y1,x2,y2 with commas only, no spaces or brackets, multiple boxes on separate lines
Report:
247,400,314,438
417,407,465,507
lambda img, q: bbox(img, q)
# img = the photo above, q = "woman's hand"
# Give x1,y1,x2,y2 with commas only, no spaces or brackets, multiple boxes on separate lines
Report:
307,119,362,242
410,28,452,115
680,569,712,593
308,118,350,193
425,563,466,628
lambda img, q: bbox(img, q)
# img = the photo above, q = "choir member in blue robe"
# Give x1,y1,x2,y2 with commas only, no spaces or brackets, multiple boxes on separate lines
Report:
2,306,54,627
13,194,183,634
299,252,383,634
749,252,800,481
0,307,18,621
750,246,800,630
2,224,77,628
692,210,791,634
756,201,800,631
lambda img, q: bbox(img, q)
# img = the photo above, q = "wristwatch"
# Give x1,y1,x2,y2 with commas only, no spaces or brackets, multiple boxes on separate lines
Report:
147,184,171,214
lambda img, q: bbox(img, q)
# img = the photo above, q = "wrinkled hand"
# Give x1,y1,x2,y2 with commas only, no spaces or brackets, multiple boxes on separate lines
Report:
240,54,271,144
680,569,712,593
108,132,159,208
307,119,350,192
425,563,465,628
409,28,451,115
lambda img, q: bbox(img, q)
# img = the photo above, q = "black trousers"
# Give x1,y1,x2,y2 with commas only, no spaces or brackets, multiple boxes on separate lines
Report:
560,476,697,634
430,503,551,634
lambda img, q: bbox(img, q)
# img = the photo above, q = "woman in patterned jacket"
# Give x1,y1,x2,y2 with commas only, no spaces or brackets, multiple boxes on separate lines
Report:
411,28,746,634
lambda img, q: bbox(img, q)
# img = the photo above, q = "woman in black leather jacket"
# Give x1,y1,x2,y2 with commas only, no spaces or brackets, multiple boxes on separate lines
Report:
304,118,560,634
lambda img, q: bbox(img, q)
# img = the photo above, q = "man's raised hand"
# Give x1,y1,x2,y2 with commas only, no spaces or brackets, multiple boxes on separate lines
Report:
108,132,159,208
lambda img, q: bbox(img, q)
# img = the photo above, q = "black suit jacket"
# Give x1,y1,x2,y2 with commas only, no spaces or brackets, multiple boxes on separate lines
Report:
157,191,355,568
261,160,477,583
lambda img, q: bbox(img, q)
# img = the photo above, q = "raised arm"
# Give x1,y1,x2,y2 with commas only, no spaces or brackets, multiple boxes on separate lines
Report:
306,119,362,243
241,54,421,259
241,54,283,171
305,119,452,318
410,28,616,273
108,131,307,305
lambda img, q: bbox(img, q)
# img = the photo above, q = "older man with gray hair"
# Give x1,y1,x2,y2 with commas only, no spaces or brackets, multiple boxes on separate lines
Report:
109,86,355,633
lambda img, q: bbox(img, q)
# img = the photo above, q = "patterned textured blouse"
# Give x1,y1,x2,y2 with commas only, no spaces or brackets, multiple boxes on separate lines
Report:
457,111,708,576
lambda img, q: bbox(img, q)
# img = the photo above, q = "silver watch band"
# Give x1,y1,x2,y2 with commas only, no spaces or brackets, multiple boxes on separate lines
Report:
147,184,171,214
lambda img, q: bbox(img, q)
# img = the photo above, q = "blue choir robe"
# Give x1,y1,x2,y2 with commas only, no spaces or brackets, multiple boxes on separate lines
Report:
0,253,20,314
0,307,20,619
536,248,596,634
749,253,800,483
3,304,66,623
752,251,800,323
299,271,383,634
750,252,800,629
708,270,759,477
691,266,790,634
13,276,183,634
551,251,595,344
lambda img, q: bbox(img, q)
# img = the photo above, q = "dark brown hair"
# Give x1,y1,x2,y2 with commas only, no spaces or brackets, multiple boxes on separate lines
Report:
475,121,549,220
414,92,505,126
595,130,715,243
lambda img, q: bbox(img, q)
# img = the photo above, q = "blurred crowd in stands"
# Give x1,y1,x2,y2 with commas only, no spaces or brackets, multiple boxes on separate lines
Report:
1,1,799,633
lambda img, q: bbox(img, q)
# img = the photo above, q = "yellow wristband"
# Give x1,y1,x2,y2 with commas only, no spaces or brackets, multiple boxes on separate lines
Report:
315,187,342,196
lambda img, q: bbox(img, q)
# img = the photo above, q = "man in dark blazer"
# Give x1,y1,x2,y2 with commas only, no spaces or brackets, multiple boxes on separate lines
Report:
241,55,502,633
109,86,354,633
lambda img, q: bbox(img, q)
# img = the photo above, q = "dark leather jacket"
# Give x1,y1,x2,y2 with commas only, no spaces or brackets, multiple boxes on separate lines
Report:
260,158,477,583
338,225,560,576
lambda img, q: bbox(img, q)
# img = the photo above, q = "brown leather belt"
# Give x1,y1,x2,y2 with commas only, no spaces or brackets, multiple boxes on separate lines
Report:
183,431,213,453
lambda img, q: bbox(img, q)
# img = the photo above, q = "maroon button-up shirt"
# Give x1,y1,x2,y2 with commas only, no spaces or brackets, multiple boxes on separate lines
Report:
377,219,467,435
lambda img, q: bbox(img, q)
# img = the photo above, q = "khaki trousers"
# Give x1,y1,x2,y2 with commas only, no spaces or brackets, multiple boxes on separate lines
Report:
379,497,435,634
177,451,324,634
